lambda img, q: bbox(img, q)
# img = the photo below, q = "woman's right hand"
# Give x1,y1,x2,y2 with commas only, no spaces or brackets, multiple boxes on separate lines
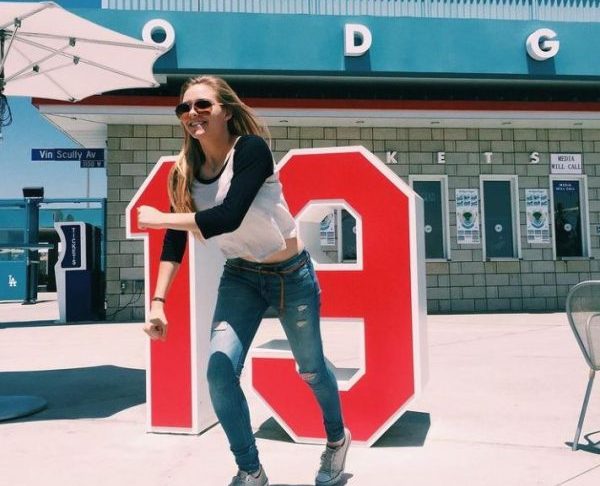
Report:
143,302,168,341
137,205,165,230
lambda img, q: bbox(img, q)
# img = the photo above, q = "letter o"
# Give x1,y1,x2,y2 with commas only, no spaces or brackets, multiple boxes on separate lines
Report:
142,19,176,51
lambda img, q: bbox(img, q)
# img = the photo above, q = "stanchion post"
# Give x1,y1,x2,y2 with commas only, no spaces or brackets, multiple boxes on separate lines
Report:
22,187,44,305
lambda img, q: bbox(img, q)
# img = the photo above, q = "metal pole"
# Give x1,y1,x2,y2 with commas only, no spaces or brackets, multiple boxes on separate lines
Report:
572,369,596,451
0,17,21,75
22,196,41,305
23,198,35,304
1,29,6,85
1,30,5,143
336,208,343,263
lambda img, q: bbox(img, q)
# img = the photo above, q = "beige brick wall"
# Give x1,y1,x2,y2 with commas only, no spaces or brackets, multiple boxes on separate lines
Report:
105,125,181,321
105,124,600,319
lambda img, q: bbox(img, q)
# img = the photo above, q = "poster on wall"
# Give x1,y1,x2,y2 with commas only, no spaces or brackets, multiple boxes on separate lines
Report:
320,211,336,246
525,189,550,244
455,189,480,244
550,154,582,174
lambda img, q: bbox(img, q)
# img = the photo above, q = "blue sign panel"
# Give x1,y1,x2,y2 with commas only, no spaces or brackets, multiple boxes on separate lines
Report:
61,224,82,269
0,261,27,301
74,10,600,80
32,149,105,168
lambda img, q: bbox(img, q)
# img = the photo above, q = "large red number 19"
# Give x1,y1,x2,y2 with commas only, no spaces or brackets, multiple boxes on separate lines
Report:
251,147,427,446
127,147,426,445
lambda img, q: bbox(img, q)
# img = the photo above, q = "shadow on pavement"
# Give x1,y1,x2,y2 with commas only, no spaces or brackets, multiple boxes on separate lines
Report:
566,430,600,454
255,417,295,443
270,473,352,486
0,320,62,329
271,473,352,486
0,365,145,422
372,410,431,447
255,410,431,447
0,320,129,329
0,298,56,305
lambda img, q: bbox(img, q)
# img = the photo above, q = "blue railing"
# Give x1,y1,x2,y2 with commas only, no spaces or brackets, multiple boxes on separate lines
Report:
0,198,106,270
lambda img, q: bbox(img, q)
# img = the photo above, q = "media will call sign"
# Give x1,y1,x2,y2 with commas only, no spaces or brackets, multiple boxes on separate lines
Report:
126,146,428,445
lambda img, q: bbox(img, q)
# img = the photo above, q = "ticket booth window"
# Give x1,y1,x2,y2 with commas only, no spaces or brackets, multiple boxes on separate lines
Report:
551,177,589,258
481,177,520,260
319,209,357,263
410,176,449,260
340,209,357,261
297,202,362,270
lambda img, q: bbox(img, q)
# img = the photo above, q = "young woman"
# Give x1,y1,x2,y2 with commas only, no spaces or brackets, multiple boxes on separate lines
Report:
137,76,350,486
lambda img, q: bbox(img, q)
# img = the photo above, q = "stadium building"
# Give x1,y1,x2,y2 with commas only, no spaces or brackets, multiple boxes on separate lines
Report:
31,0,600,319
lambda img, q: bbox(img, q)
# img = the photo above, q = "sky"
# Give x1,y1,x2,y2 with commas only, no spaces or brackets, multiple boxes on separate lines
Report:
0,97,107,200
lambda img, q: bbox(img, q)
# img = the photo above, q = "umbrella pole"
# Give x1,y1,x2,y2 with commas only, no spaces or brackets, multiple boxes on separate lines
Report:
0,29,13,142
1,20,21,140
1,29,5,97
1,28,5,83
0,18,20,75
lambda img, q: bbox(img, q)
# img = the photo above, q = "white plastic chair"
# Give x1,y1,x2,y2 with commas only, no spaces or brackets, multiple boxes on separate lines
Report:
565,280,600,451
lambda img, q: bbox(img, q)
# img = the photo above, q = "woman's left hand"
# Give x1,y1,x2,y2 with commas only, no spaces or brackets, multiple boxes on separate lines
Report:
138,205,165,229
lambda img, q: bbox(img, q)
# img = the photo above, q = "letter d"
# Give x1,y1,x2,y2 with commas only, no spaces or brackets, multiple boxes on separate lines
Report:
345,24,372,57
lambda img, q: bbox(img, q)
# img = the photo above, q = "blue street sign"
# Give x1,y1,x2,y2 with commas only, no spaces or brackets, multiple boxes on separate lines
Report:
31,148,105,168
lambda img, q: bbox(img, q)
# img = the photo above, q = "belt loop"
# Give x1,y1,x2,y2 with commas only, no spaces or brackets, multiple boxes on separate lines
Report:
278,274,285,314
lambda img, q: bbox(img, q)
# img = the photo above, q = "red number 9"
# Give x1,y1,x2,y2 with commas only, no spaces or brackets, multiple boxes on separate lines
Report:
251,147,428,445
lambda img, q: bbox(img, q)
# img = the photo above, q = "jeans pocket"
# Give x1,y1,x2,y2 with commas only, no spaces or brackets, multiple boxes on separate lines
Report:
285,261,320,295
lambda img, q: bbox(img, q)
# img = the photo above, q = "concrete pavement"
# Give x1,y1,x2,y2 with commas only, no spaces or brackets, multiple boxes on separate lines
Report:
1,294,600,485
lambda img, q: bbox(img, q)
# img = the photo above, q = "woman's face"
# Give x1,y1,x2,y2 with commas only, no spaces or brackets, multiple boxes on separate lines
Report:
179,83,230,141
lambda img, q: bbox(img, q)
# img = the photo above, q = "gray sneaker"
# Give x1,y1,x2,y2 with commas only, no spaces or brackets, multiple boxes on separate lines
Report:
228,465,269,486
315,428,351,486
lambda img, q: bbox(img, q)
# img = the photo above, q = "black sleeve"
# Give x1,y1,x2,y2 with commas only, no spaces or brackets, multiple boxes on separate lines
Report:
160,228,187,263
194,135,274,239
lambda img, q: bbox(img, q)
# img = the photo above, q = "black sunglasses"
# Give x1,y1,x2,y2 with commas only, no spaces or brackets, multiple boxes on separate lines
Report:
175,98,221,118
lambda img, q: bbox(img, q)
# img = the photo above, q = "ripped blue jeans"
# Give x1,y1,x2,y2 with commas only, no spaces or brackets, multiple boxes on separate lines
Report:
207,249,344,473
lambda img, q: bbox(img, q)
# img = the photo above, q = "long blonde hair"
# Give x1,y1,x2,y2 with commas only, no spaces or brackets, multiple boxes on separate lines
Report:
168,76,270,213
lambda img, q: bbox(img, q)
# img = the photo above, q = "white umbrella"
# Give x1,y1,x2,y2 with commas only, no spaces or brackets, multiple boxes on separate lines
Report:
0,1,165,100
0,1,167,137
0,1,166,421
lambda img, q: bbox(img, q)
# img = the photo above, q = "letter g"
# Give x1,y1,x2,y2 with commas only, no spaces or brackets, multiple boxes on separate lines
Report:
526,28,559,61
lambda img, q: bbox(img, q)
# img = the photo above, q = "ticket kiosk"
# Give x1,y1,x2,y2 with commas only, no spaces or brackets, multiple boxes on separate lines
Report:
54,222,104,322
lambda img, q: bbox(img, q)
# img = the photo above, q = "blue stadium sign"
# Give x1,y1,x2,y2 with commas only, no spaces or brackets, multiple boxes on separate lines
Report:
31,148,105,168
